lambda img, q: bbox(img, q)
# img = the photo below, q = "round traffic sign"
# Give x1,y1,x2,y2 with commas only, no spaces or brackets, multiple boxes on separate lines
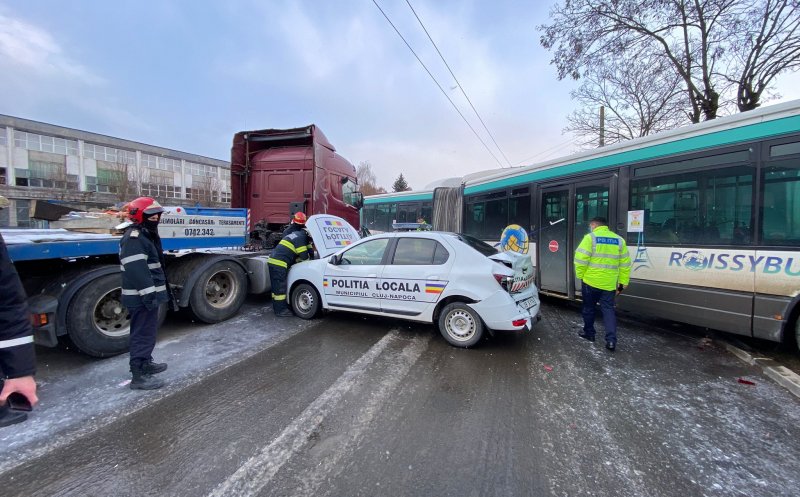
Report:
548,240,559,252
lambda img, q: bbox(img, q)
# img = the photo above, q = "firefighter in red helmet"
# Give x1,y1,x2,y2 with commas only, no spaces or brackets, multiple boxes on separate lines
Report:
267,212,312,317
119,197,169,389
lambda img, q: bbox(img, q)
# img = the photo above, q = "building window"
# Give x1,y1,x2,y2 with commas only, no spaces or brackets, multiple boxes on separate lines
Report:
15,199,31,227
140,183,181,199
0,202,9,227
0,132,6,146
14,131,78,156
158,157,181,172
187,162,217,177
141,154,181,172
0,167,6,185
84,143,135,164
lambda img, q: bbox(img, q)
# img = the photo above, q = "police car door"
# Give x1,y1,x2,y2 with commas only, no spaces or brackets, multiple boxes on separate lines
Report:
323,236,390,313
378,235,453,318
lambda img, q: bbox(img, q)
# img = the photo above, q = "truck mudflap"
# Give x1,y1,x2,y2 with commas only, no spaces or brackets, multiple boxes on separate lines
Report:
28,294,59,347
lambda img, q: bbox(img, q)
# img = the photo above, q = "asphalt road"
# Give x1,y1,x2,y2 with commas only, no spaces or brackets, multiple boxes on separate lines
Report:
1,298,799,497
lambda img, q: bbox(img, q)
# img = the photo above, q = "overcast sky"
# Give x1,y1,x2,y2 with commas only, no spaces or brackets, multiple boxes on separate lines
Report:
2,1,799,191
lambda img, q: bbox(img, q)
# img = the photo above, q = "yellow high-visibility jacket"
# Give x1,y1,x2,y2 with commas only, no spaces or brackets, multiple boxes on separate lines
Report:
574,226,631,291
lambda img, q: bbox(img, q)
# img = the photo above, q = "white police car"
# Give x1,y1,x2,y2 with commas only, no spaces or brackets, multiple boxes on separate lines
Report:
288,215,540,347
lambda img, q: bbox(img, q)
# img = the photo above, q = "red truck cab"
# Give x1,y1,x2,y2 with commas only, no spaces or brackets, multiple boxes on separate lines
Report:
231,125,362,246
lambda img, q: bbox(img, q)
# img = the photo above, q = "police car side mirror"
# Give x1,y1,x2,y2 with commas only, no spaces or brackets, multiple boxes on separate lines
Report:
329,255,340,265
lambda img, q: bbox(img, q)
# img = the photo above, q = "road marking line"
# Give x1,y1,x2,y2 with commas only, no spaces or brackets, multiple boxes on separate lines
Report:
207,330,426,497
295,333,431,496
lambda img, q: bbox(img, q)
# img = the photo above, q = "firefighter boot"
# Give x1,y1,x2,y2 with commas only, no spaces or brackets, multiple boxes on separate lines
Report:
130,363,165,390
142,359,168,375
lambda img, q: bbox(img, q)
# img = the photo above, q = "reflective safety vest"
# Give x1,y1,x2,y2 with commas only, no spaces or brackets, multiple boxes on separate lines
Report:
119,225,170,308
574,226,631,291
267,227,312,269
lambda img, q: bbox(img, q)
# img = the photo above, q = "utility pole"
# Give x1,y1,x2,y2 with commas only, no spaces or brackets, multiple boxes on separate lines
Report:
599,105,605,147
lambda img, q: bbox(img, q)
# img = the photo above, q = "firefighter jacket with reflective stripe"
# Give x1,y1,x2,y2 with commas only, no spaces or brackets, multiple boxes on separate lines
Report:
268,226,311,269
119,225,169,309
574,226,631,291
0,233,36,379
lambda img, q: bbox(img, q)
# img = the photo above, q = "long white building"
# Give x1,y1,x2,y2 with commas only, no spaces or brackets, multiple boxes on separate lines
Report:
0,114,231,227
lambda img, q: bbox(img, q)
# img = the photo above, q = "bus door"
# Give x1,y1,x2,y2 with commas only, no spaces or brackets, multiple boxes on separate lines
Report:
538,177,614,298
572,180,611,297
539,187,571,295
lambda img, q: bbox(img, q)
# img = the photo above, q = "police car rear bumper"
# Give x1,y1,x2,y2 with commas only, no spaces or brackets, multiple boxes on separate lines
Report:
469,288,540,332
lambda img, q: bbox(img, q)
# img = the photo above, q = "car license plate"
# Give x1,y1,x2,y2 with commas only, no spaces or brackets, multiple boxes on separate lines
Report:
518,297,536,311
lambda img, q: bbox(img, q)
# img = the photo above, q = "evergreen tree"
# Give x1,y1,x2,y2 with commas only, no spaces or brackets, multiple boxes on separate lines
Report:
392,173,411,192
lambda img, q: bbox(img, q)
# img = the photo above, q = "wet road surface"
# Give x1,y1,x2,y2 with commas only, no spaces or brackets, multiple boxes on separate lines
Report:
2,299,799,497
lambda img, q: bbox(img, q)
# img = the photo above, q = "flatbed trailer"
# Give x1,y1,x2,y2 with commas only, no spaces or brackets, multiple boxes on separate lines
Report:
4,207,274,357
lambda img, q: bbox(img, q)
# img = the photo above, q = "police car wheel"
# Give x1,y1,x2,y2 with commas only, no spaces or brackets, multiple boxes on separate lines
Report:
291,283,321,319
438,302,483,348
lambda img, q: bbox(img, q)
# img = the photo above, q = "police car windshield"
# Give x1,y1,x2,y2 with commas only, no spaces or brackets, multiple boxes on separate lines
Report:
451,233,498,257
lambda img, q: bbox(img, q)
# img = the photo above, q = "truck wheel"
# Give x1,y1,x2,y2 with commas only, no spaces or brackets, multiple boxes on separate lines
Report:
291,283,322,320
65,273,130,357
795,317,800,353
188,261,248,323
437,302,484,348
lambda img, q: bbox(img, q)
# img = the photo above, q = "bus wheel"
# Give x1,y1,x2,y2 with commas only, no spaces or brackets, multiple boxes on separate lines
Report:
188,261,248,323
437,302,483,348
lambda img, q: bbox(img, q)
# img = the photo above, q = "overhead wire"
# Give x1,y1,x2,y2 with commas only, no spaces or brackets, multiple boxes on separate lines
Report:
371,0,506,169
405,0,512,168
513,136,577,166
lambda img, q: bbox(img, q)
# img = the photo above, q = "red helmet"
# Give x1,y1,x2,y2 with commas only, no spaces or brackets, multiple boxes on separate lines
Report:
292,212,307,225
126,197,165,224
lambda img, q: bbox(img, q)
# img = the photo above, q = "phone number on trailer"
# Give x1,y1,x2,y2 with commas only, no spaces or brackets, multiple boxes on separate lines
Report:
184,228,216,236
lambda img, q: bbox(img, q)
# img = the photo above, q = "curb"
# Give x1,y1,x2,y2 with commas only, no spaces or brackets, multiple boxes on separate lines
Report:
724,343,800,399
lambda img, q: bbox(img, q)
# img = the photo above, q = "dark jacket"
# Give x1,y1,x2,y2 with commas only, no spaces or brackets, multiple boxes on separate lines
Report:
119,224,169,309
268,225,311,268
0,233,36,379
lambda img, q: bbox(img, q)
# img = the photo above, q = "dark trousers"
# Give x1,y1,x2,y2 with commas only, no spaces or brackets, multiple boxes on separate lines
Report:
268,264,289,313
581,282,617,344
129,305,159,368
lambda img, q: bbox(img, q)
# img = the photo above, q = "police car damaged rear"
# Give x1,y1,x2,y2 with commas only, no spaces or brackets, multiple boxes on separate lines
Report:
287,215,540,347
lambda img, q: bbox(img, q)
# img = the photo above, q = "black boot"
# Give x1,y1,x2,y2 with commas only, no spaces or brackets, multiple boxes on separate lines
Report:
142,359,168,375
130,364,165,390
0,404,28,428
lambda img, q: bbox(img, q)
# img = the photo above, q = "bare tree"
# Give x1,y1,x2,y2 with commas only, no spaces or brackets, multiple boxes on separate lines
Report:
356,161,387,196
566,54,688,147
726,0,800,111
189,175,224,206
539,0,800,123
99,156,140,203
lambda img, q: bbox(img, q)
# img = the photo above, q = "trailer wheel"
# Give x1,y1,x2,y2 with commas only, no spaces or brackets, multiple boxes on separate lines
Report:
437,302,484,348
188,261,248,323
291,283,321,319
65,273,128,357
795,317,800,353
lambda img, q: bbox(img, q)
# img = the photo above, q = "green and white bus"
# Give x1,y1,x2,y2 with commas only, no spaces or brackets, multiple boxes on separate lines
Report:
363,100,800,348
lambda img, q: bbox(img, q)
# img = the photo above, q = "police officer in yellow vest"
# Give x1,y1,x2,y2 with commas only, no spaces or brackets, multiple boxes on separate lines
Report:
574,217,631,351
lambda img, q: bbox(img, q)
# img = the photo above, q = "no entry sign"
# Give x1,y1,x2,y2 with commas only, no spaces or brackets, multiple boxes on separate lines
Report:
548,240,559,252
